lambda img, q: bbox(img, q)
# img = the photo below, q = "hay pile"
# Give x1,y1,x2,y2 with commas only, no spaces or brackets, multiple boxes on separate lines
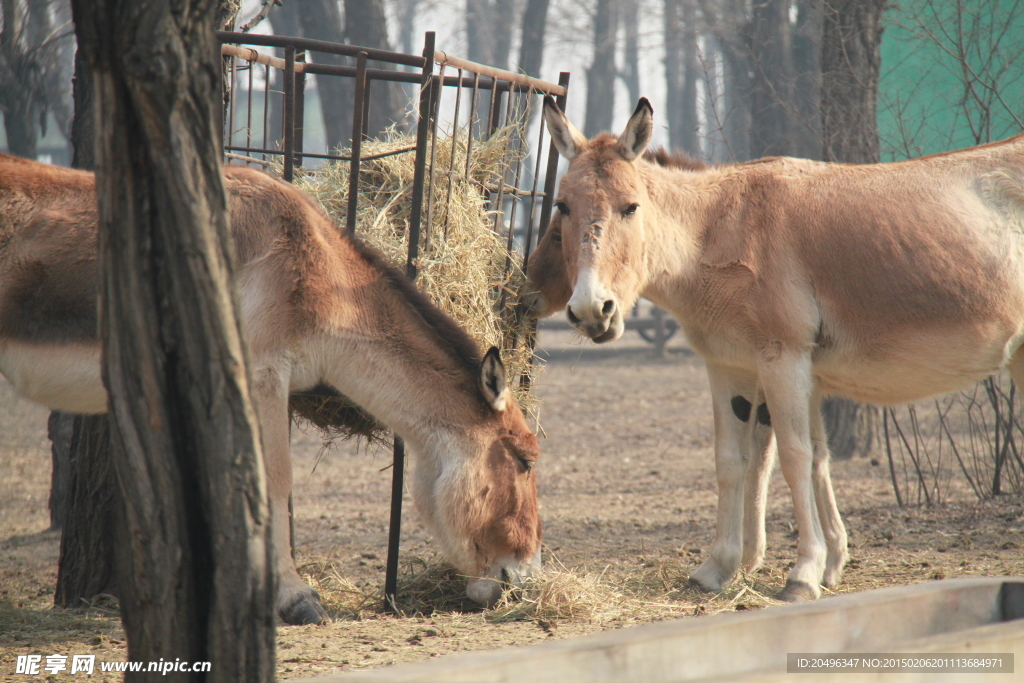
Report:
299,554,782,625
287,125,538,442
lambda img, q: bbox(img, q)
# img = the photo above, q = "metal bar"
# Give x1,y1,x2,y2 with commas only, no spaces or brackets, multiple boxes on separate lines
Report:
245,56,254,155
497,91,528,316
361,78,372,138
442,68,464,241
346,52,368,237
283,45,295,182
217,31,426,68
423,69,444,253
294,51,306,169
383,436,406,613
385,30,435,615
520,96,549,269
536,72,571,242
221,44,551,92
487,82,503,138
464,72,481,186
488,84,515,231
522,72,571,393
304,63,525,90
262,64,270,161
405,31,435,282
223,144,416,162
217,33,567,96
433,49,567,96
227,51,238,149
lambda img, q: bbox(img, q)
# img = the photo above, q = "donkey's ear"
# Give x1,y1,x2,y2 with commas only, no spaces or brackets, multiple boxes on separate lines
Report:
542,96,587,161
618,98,654,161
480,346,510,412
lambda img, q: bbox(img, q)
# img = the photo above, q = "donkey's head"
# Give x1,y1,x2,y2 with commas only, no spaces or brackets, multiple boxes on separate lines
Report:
537,97,655,342
524,210,573,318
409,347,541,607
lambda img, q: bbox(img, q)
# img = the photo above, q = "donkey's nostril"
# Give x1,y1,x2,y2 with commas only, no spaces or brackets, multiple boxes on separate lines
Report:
566,306,581,325
602,300,616,317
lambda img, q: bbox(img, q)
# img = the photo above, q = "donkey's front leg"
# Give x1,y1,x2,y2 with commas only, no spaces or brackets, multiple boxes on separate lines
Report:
689,365,758,591
252,363,330,625
759,352,826,602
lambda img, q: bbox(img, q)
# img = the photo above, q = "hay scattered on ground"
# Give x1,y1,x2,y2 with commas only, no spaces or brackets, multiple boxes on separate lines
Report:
299,550,784,627
284,125,539,443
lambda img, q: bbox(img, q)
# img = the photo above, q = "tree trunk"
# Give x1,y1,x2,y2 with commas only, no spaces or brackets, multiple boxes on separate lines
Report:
584,0,619,137
268,0,303,150
518,0,551,79
54,416,121,605
791,0,823,160
820,0,884,163
54,46,125,608
71,0,275,677
344,0,406,137
621,0,641,106
47,413,73,530
298,0,349,152
819,0,886,459
748,0,795,157
466,0,496,66
396,0,421,57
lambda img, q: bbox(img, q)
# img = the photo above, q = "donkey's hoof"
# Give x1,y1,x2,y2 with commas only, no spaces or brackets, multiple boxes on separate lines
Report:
685,576,718,593
778,580,818,603
279,591,331,625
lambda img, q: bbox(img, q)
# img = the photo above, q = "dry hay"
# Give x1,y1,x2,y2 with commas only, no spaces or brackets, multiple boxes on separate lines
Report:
285,124,538,443
299,551,782,626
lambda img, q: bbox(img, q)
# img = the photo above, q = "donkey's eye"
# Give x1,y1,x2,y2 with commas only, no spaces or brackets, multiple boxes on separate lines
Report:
550,231,562,244
555,201,570,216
517,455,535,472
621,203,640,218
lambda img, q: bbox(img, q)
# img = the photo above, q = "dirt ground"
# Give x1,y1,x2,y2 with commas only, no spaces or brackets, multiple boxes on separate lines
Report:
2,327,1022,681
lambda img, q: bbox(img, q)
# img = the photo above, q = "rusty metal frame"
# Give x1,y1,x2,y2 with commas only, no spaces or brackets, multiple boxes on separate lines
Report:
217,30,569,615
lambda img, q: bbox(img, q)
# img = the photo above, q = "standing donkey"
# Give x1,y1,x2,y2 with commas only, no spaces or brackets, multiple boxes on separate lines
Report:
530,96,1024,601
0,154,542,623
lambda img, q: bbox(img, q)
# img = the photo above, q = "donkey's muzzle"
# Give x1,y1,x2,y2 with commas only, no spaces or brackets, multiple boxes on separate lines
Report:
465,550,541,607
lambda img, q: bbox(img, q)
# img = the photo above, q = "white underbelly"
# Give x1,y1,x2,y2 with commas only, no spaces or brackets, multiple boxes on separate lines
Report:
814,333,1018,405
0,340,107,413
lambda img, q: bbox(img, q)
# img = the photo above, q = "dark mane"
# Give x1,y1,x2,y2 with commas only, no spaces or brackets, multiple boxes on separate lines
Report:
643,147,708,171
346,235,485,382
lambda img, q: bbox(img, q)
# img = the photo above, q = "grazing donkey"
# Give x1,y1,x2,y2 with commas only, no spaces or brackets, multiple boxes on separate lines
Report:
0,154,541,623
530,96,1024,601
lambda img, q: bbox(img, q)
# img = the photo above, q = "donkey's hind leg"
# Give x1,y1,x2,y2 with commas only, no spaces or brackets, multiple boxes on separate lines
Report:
810,394,848,588
252,359,330,625
741,422,775,574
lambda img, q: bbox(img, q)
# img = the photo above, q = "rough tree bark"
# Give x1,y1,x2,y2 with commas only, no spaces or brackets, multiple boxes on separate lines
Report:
71,0,275,677
297,0,349,152
819,0,886,459
53,46,125,608
820,0,884,164
699,0,752,160
54,416,121,606
518,0,551,80
664,0,699,155
1,0,42,158
621,0,641,106
466,0,516,72
585,0,619,137
791,0,823,160
747,0,795,157
344,0,407,137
